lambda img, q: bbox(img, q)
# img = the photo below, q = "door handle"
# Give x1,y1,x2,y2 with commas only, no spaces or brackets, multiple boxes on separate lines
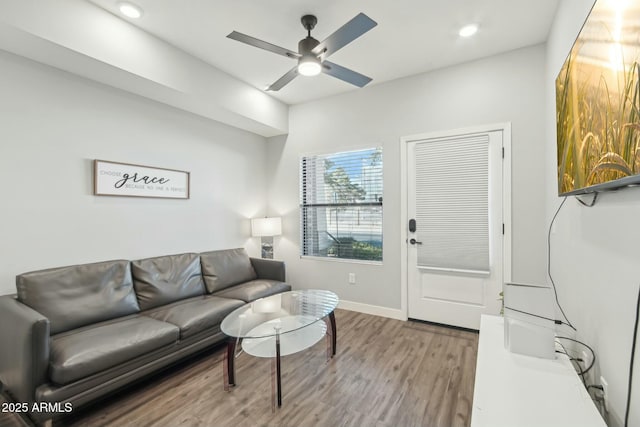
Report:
409,238,423,245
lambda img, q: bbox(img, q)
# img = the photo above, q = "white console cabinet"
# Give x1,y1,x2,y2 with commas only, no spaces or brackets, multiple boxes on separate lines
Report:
471,315,606,427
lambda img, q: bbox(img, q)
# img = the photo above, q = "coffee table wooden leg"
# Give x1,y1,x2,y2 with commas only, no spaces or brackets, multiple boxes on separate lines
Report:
276,331,282,407
224,338,236,390
329,311,337,356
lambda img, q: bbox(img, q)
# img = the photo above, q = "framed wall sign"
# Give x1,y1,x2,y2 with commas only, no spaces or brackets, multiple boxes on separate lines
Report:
94,160,190,199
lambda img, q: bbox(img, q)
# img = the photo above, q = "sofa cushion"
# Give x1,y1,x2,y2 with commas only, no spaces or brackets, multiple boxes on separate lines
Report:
200,248,257,293
211,279,291,303
17,260,140,334
49,316,179,385
143,295,244,339
132,253,205,311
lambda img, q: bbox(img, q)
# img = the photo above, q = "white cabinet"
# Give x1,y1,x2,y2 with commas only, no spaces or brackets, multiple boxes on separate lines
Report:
471,315,606,427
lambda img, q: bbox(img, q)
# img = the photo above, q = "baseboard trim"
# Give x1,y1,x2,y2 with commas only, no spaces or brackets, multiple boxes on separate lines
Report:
338,300,407,321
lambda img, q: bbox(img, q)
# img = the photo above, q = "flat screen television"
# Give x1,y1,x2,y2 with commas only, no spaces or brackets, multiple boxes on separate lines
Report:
556,0,640,196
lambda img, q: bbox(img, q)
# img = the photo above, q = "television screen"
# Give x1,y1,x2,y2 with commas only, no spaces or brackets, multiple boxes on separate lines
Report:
556,0,640,196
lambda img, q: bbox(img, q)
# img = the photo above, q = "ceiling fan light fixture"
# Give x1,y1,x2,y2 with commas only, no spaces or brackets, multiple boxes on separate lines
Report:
298,56,322,76
227,12,377,90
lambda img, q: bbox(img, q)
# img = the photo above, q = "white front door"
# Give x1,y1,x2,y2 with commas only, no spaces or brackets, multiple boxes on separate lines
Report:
406,129,505,330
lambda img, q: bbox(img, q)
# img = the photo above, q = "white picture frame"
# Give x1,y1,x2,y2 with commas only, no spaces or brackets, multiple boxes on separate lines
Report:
94,159,190,199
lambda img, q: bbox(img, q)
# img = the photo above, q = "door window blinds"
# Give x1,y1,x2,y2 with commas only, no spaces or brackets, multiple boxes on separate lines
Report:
414,134,490,272
300,148,383,261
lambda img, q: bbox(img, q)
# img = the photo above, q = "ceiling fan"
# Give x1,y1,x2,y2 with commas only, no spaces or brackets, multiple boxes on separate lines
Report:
227,13,377,91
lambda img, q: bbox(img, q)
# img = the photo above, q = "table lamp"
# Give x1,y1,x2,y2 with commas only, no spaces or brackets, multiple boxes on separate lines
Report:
251,217,282,259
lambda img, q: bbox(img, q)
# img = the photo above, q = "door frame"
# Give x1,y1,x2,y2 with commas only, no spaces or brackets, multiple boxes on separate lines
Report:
399,122,513,321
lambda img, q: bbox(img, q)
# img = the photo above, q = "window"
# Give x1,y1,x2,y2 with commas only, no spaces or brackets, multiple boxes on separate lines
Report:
300,147,383,262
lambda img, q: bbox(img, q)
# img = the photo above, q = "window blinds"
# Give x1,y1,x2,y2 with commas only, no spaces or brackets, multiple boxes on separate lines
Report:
300,148,383,261
414,134,489,272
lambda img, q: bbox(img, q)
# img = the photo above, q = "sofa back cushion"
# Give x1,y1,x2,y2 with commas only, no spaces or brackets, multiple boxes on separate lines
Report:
16,260,140,334
200,248,257,293
131,253,205,311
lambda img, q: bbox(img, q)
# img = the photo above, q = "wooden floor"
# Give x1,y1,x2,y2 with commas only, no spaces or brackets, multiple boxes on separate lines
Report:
0,310,478,427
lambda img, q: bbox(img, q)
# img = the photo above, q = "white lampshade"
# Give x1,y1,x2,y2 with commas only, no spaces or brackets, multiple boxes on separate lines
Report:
251,217,282,237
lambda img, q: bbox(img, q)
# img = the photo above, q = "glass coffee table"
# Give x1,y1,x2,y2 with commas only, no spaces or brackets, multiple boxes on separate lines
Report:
220,289,338,409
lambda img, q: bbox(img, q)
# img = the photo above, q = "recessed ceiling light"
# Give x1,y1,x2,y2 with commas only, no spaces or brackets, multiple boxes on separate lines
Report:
118,2,143,19
459,24,479,38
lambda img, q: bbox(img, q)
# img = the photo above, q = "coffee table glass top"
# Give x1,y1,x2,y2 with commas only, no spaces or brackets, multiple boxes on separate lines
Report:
220,289,338,339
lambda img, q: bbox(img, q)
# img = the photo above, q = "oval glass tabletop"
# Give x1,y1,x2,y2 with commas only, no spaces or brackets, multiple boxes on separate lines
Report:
241,319,327,358
220,289,339,339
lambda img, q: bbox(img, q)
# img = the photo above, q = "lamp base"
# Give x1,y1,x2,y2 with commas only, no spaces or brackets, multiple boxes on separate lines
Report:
261,236,274,259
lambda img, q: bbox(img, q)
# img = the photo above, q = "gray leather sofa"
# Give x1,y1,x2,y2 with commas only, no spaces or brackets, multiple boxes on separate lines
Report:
0,248,288,425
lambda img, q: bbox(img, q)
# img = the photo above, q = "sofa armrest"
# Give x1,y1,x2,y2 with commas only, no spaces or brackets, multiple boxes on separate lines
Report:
250,258,286,282
0,295,50,403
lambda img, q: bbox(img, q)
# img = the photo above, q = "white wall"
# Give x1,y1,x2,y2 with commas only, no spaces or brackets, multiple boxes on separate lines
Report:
0,0,289,137
0,50,267,296
546,1,640,426
267,44,547,313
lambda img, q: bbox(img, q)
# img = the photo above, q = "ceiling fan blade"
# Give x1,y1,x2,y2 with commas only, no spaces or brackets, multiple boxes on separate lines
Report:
312,13,377,60
227,31,301,59
267,66,299,91
322,61,372,88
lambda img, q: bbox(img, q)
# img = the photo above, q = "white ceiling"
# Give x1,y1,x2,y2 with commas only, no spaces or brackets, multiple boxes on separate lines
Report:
89,0,559,105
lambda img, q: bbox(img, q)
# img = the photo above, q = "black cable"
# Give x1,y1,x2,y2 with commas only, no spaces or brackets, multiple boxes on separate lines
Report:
576,192,598,207
624,285,640,427
504,306,576,330
571,359,587,385
570,357,588,385
574,362,587,385
555,339,570,356
548,197,575,330
556,339,586,385
556,336,596,375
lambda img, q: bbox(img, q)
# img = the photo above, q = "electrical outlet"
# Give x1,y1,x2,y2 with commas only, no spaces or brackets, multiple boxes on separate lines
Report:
600,376,609,411
348,273,356,284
